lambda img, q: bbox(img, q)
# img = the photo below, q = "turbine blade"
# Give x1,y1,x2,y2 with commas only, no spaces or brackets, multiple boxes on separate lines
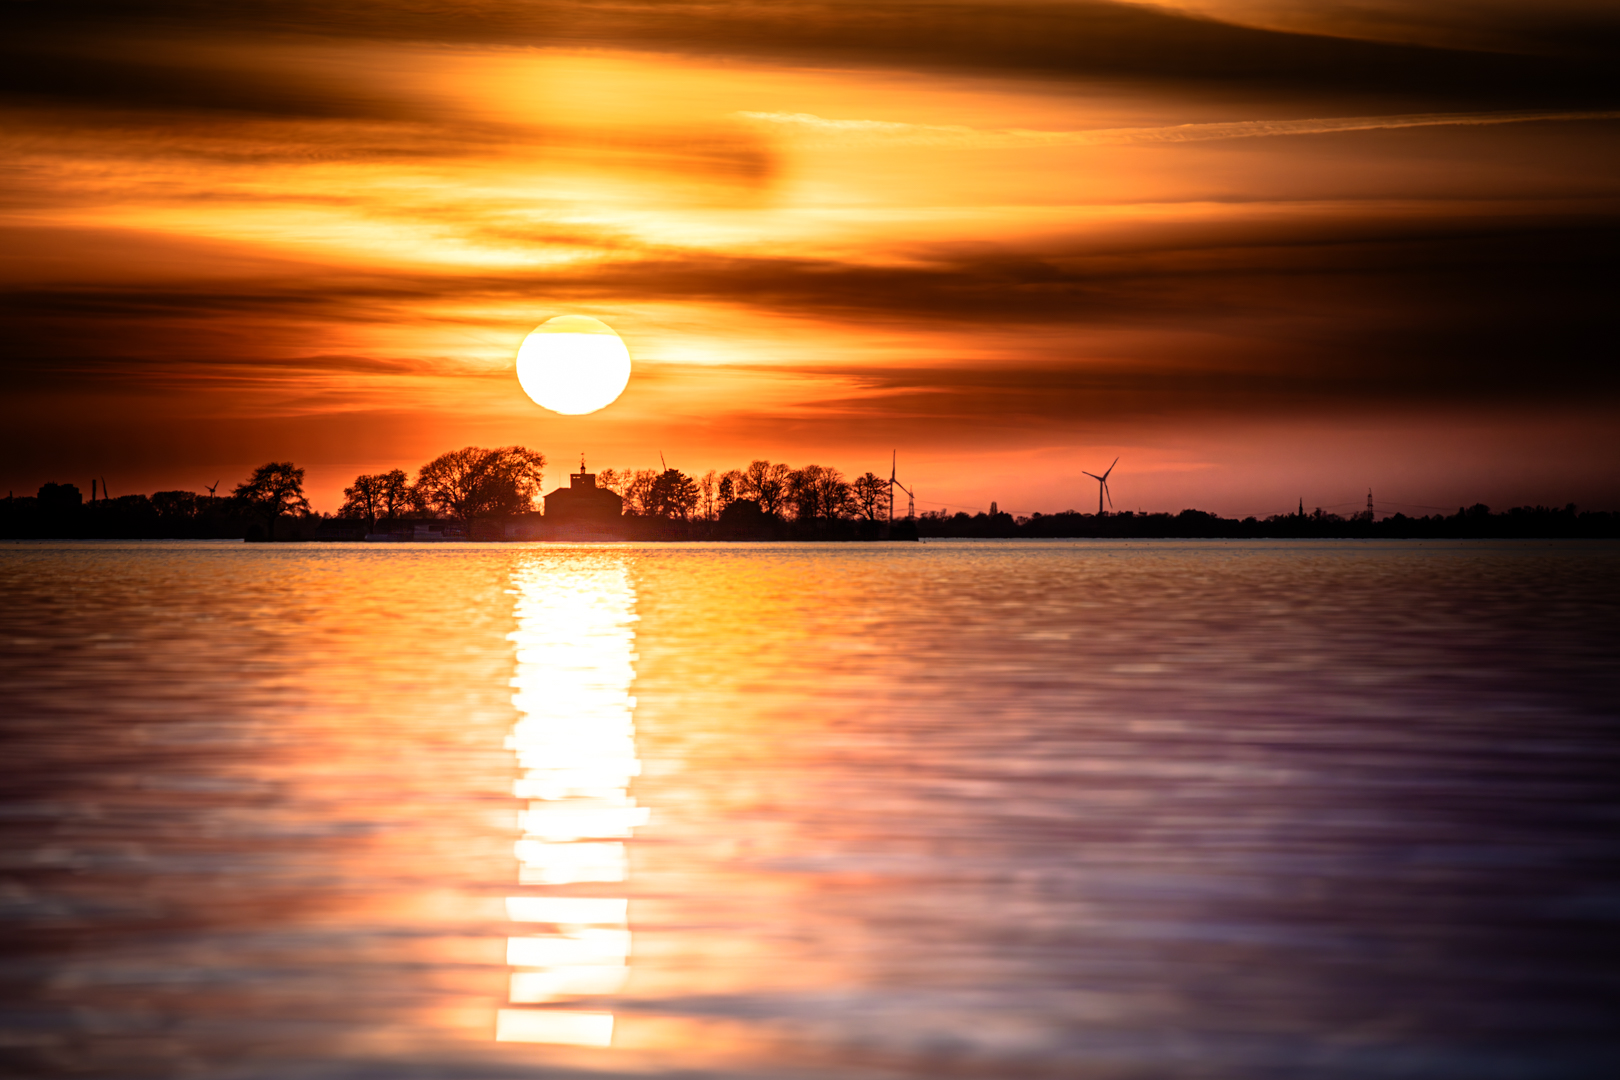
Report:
1082,472,1101,481
1104,483,1113,508
1103,457,1119,480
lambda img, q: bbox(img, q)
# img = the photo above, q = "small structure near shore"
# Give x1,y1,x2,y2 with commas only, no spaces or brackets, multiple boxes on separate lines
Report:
544,461,624,524
504,459,626,540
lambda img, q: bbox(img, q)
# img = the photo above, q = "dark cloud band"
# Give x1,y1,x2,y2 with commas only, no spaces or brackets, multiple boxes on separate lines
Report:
4,211,1614,409
5,1,1617,111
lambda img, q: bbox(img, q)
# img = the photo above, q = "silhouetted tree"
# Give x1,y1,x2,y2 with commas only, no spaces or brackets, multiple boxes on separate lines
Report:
233,462,310,541
339,470,411,531
740,460,792,518
851,472,887,521
786,467,815,521
622,469,657,515
413,446,545,528
820,477,853,521
717,469,745,510
376,469,411,521
648,468,700,519
151,491,200,519
788,464,852,522
339,473,387,531
699,470,718,521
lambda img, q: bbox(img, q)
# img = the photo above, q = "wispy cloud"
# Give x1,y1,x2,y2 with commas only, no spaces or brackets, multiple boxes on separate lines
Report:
739,108,1620,148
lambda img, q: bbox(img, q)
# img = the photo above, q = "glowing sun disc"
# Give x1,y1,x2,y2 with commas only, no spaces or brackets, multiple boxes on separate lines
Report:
516,315,632,415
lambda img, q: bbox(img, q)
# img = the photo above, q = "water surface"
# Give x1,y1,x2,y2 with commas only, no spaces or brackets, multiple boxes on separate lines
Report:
2,540,1617,1078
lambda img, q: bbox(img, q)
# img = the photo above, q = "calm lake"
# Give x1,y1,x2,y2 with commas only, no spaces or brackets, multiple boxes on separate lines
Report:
2,540,1617,1079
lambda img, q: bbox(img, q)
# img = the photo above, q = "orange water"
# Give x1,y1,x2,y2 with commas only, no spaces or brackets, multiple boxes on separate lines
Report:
3,540,1617,1077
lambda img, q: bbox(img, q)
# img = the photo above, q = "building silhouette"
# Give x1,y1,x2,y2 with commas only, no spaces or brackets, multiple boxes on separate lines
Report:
544,460,623,526
500,459,627,540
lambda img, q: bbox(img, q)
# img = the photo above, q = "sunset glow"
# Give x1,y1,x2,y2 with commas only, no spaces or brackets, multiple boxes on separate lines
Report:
2,1,1616,514
4,5,1616,1067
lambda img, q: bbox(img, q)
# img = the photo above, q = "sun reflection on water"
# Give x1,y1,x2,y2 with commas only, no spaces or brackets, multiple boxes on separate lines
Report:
496,556,642,1048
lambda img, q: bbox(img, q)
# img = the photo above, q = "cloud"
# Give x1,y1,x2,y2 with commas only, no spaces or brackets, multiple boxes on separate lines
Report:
0,40,411,121
0,48,777,179
1161,0,1620,61
739,109,1620,149
8,1,1617,109
5,208,1614,412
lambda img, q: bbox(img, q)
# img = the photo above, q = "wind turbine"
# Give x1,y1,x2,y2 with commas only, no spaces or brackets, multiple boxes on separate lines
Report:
205,480,219,503
888,451,915,524
1083,457,1118,516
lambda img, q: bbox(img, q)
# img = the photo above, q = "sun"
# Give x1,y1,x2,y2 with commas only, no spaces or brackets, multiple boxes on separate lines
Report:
515,315,632,415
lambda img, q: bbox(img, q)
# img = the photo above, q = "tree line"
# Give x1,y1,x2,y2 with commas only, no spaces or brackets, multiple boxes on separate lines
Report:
914,502,1620,540
0,447,904,540
0,446,543,541
330,450,896,530
586,461,893,525
5,447,1617,539
335,446,546,534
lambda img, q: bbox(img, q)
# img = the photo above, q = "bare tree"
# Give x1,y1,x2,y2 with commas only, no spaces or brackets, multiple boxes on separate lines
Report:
851,472,888,521
339,470,412,531
699,470,717,521
413,446,546,529
786,466,818,521
339,473,386,531
740,460,792,518
815,468,854,521
718,469,745,510
233,462,310,541
377,469,412,521
623,469,658,515
789,464,852,522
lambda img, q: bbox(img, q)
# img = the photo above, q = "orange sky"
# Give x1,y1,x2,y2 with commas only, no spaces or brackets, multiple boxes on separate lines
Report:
4,1,1618,516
